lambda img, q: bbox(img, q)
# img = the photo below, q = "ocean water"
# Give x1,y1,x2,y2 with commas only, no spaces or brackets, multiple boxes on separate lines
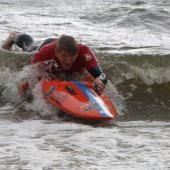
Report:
0,0,170,169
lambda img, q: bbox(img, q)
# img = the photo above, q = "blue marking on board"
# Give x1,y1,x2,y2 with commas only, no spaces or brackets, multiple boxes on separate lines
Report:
73,81,110,117
44,86,55,97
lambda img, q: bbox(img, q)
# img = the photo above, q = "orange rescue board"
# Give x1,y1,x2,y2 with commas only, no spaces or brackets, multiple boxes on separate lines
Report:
42,79,117,121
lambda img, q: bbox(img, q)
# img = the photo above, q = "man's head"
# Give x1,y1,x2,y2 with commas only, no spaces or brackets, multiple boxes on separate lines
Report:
56,35,79,70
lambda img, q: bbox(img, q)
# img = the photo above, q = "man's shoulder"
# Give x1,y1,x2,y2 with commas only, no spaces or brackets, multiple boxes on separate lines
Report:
41,40,57,51
32,40,57,62
78,43,89,51
37,40,57,57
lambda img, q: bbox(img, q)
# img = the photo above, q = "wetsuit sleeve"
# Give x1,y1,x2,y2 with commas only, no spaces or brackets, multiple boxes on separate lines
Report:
82,46,98,70
88,64,102,78
82,46,101,77
82,46,107,82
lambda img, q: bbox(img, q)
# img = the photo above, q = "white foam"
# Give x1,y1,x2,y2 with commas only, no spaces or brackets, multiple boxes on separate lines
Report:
105,80,126,115
25,81,59,116
122,65,170,85
0,104,15,114
0,120,170,170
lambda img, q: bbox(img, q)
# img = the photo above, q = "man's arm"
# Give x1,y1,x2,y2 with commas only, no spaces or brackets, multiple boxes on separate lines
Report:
88,65,108,94
82,46,108,93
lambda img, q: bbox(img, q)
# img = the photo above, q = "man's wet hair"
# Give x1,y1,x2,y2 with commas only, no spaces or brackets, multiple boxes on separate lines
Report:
57,35,78,56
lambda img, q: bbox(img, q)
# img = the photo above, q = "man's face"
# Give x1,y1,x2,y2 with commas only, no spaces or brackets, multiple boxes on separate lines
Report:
57,50,78,70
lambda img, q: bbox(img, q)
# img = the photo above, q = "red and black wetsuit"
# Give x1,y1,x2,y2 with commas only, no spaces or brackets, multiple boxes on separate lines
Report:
12,33,106,80
31,40,103,79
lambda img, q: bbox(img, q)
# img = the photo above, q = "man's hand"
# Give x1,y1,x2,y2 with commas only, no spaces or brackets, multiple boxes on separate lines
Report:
94,73,107,94
94,77,106,94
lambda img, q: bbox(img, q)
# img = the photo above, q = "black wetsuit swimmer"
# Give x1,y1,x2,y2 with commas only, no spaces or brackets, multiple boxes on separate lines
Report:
11,33,57,52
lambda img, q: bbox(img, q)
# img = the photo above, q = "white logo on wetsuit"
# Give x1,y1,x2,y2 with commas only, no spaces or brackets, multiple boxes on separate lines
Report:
85,54,92,61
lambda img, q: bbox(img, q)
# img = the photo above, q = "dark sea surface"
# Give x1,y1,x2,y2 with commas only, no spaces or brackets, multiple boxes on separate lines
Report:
0,0,170,169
